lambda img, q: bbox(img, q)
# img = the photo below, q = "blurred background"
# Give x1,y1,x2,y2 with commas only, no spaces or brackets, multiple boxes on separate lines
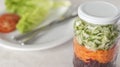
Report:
71,0,120,8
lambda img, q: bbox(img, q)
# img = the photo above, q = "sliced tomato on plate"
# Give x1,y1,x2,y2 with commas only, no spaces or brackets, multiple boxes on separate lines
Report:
1,14,20,22
0,14,20,33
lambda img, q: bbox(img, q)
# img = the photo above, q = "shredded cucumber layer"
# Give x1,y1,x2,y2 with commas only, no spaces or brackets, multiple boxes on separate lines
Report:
74,18,119,50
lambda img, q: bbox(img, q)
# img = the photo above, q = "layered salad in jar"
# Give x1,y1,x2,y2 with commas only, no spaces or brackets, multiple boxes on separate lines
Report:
73,18,119,67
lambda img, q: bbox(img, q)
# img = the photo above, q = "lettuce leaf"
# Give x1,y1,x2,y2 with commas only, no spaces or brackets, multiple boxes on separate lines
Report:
5,0,71,33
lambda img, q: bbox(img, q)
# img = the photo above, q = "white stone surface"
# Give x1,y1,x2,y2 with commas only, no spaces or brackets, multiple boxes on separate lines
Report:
0,39,74,67
0,0,120,67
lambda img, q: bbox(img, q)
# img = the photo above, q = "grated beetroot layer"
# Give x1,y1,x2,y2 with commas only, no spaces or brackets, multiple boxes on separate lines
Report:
73,55,115,67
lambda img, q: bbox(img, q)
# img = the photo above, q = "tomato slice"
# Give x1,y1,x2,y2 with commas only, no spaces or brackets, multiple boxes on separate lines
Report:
0,14,20,33
1,14,20,22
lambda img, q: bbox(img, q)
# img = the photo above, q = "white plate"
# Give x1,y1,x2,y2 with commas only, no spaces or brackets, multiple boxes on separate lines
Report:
0,0,74,51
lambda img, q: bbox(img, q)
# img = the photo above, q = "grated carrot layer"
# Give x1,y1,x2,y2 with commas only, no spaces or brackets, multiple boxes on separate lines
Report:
73,38,115,63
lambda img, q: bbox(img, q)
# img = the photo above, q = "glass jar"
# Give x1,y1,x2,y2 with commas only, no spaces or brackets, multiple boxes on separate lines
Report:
73,1,120,67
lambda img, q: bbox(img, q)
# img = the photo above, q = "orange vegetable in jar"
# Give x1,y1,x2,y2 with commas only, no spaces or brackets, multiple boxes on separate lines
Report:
73,38,116,63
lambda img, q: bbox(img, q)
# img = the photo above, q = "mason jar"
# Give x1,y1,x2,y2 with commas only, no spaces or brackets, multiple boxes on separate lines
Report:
73,1,120,67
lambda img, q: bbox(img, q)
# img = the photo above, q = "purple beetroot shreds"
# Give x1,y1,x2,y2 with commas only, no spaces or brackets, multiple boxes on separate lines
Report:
73,55,115,67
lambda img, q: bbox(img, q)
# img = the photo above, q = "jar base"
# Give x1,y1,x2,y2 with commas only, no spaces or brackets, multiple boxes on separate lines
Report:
73,55,116,67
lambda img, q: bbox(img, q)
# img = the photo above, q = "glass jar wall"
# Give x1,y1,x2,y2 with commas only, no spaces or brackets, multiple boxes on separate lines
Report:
73,1,120,67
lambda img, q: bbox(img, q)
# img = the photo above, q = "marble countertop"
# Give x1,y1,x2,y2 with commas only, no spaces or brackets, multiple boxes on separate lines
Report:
0,40,73,67
0,0,120,67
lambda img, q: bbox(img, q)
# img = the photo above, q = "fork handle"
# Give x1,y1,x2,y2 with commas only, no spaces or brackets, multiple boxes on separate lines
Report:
13,14,78,45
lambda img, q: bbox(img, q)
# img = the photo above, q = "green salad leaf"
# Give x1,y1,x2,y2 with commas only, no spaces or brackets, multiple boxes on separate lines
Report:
74,18,119,50
5,0,71,33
